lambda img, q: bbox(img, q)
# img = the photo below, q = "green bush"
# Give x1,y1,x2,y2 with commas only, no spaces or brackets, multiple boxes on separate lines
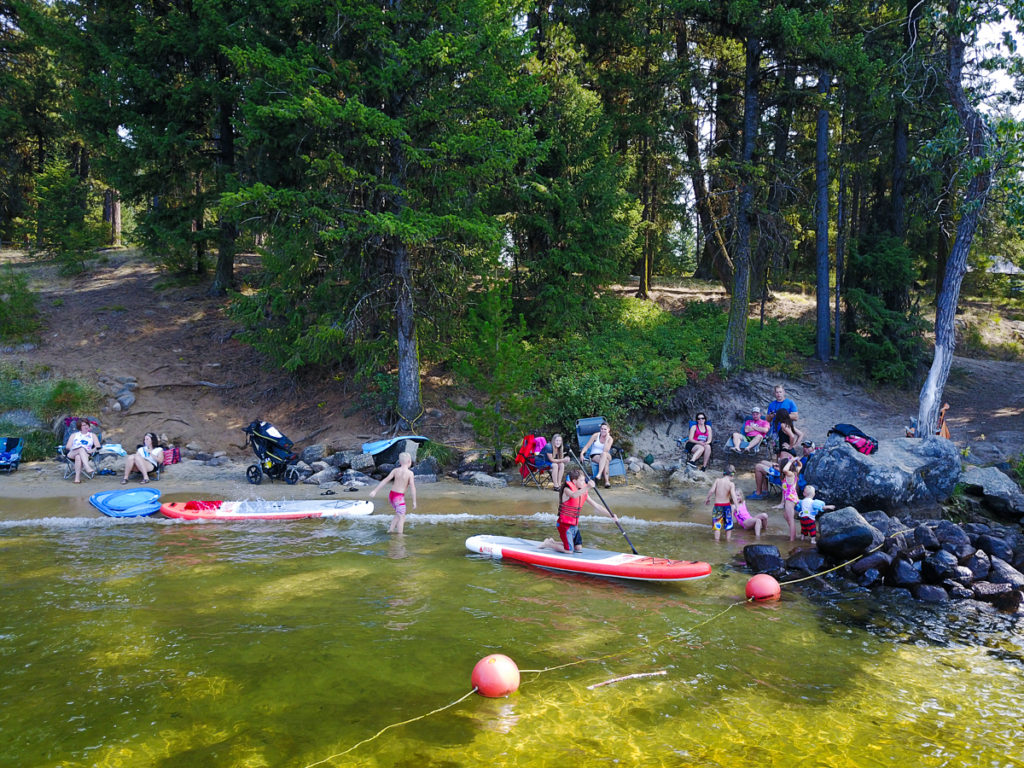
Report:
0,363,100,425
0,424,54,463
0,267,41,342
417,440,460,468
30,157,106,274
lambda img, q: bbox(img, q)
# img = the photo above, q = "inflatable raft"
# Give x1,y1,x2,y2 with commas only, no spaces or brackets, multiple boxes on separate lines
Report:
465,535,711,582
160,498,374,521
90,488,162,518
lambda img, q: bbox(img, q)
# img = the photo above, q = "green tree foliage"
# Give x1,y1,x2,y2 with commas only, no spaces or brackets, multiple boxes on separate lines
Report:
63,0,243,287
452,285,535,470
843,234,925,384
502,17,639,328
0,266,40,341
224,0,538,423
29,156,105,272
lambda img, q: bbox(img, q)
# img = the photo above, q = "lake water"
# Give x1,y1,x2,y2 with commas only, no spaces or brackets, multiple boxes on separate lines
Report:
2,492,1023,767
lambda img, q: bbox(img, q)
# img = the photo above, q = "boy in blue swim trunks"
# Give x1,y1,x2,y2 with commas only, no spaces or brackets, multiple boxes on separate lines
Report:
704,465,737,542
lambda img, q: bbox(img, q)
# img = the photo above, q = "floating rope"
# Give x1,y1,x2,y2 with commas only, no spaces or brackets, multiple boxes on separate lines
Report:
302,687,478,768
306,599,748,765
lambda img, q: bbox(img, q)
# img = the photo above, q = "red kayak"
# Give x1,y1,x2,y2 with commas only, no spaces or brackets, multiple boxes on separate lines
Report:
465,535,711,582
160,499,374,521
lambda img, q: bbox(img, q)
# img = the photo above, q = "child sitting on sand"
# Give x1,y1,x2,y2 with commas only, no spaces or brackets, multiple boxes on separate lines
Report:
732,488,769,538
370,451,417,534
795,485,834,544
704,465,737,542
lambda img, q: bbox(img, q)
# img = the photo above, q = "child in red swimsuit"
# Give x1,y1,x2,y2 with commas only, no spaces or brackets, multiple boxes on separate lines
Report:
539,468,616,553
370,452,417,534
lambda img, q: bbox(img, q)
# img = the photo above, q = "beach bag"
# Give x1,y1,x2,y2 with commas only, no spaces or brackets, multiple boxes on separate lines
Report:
163,445,181,464
828,423,878,455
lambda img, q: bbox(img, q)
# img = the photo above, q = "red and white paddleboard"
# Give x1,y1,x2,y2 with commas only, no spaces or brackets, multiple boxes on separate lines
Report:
160,499,374,521
465,535,711,582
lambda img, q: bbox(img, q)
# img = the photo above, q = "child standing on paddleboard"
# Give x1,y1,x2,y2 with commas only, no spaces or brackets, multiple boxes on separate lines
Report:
370,451,417,534
705,465,737,542
540,467,616,553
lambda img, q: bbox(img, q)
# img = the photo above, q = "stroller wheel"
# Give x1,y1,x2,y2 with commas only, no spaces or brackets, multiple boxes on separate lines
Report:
285,466,300,485
246,465,263,485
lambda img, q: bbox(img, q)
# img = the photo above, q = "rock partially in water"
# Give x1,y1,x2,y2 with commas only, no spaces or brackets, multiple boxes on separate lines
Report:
887,557,922,589
912,584,949,603
786,548,825,574
850,550,892,577
818,507,883,561
921,549,959,583
988,556,1024,588
971,581,1014,602
742,544,784,576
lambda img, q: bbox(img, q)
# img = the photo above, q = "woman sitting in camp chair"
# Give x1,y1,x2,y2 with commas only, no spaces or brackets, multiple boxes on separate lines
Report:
122,432,164,484
65,419,100,483
582,422,615,488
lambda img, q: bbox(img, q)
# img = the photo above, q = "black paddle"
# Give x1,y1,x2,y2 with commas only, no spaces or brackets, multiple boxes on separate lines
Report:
568,447,639,555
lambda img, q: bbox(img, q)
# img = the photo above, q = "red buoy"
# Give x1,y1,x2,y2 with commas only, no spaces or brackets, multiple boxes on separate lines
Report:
471,654,520,697
746,573,781,602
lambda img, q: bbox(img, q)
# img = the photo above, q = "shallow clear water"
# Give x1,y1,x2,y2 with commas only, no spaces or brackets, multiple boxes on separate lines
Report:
1,495,1022,767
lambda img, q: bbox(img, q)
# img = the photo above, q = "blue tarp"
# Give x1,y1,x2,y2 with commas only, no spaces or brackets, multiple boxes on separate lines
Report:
361,436,430,456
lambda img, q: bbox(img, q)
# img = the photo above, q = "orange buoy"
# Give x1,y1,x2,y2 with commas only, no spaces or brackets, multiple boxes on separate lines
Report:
746,573,781,602
471,654,520,697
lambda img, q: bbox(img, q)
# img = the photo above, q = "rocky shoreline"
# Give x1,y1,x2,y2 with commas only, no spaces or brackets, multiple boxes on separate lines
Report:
744,508,1024,614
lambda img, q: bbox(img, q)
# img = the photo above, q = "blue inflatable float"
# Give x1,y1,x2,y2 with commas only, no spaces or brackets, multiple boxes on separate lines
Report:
89,488,162,518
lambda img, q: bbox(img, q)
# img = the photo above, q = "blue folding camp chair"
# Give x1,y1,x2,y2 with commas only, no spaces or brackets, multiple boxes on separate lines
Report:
574,417,627,485
0,437,23,473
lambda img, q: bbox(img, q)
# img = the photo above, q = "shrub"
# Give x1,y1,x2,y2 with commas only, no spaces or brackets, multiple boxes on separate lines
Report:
417,440,459,468
0,267,41,342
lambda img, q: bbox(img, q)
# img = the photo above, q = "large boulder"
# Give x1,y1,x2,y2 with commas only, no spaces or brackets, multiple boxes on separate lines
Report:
959,466,1024,521
803,436,961,512
817,507,884,561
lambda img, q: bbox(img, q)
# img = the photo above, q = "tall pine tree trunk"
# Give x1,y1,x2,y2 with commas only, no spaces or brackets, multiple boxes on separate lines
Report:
675,21,731,290
102,188,121,246
917,0,995,436
814,68,831,362
721,35,760,370
209,62,236,298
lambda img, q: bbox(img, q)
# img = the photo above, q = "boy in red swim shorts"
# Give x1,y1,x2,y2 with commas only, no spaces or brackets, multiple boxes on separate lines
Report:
370,451,417,534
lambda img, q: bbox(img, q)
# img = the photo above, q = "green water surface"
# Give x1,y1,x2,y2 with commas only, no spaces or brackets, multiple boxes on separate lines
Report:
1,496,1022,767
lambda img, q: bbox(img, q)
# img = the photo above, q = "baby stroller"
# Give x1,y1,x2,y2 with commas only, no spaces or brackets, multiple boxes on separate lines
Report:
242,420,300,485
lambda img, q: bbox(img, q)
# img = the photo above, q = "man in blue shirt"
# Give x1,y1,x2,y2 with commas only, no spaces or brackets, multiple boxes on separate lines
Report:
766,384,799,424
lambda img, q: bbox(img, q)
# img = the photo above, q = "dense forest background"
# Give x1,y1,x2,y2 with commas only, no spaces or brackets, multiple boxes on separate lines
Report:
2,0,1023,458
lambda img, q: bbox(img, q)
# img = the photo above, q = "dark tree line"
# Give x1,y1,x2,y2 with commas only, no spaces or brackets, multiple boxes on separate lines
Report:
1,0,1021,426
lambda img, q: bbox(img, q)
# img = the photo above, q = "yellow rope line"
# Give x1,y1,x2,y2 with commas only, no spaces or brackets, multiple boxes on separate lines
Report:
302,688,478,768
309,600,748,765
779,529,895,586
304,527,898,767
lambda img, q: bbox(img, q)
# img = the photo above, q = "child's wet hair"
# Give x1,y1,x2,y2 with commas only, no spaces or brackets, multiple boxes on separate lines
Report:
398,451,412,465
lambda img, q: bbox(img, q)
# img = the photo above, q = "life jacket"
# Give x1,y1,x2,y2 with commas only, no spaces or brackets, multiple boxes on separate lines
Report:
557,480,586,525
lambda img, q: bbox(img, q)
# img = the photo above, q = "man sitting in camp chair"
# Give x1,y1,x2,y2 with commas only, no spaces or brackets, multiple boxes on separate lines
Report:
727,406,770,453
